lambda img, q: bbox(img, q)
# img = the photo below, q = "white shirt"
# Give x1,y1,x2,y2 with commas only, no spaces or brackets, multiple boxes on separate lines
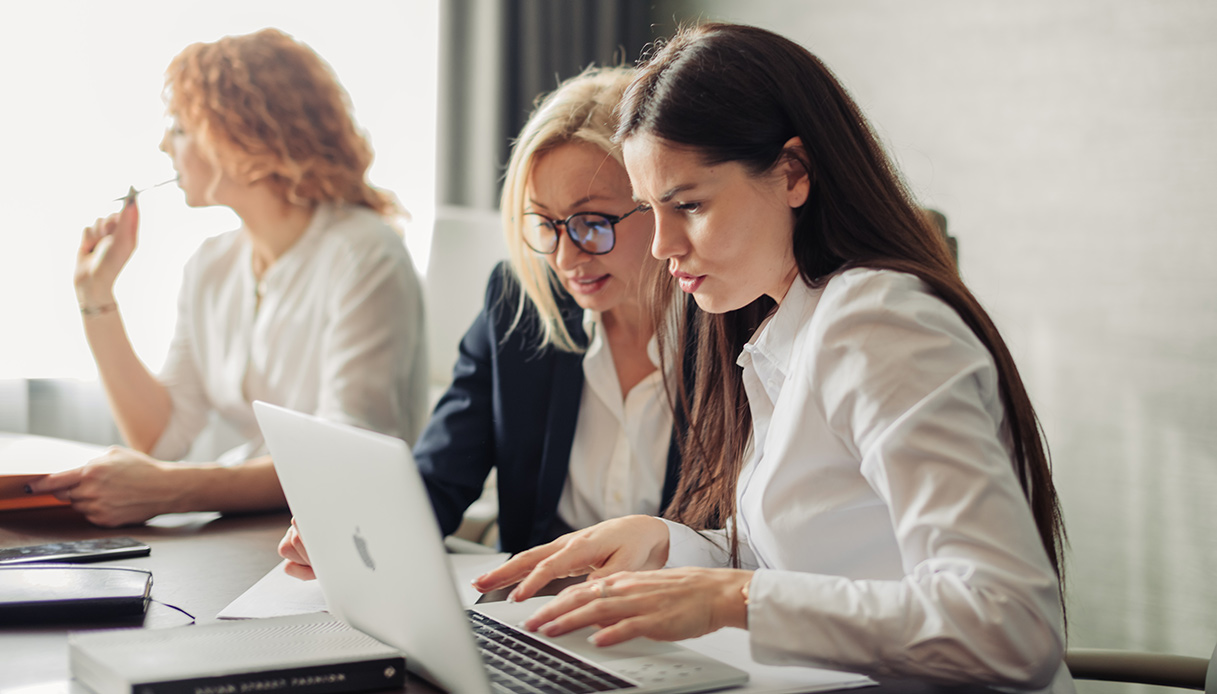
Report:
150,203,428,463
664,269,1071,692
557,310,672,530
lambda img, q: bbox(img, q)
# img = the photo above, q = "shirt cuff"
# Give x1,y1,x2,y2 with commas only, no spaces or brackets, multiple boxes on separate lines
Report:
746,569,879,671
659,518,732,568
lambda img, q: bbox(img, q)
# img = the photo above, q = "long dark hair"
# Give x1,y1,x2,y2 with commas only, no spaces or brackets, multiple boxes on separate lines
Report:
619,23,1066,602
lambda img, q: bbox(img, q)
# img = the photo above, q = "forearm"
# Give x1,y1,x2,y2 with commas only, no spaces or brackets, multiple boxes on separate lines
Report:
747,569,1064,687
173,455,288,513
81,305,172,453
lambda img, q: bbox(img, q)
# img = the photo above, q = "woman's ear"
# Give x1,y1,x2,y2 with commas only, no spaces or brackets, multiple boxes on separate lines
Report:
779,136,811,208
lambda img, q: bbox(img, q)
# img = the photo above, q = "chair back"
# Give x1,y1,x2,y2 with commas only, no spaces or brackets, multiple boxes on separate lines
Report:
423,206,507,391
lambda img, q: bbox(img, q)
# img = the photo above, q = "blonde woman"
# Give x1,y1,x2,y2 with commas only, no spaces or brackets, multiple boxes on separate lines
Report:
32,29,427,526
279,66,689,575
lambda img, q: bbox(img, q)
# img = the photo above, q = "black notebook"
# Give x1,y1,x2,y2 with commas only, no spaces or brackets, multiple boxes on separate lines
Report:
0,564,152,625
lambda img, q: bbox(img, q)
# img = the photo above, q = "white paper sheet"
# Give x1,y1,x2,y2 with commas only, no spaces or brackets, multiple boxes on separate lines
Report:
217,553,510,619
0,434,106,475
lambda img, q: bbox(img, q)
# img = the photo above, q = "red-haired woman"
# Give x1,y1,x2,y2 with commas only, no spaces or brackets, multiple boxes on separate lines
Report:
31,29,427,526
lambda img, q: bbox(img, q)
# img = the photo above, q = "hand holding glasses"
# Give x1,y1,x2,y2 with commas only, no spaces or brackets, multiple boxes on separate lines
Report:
522,205,648,256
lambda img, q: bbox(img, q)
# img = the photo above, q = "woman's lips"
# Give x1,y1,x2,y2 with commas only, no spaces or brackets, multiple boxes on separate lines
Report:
568,274,610,295
672,270,705,294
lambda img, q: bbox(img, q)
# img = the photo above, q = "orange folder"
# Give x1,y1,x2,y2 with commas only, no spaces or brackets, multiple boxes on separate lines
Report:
0,434,107,511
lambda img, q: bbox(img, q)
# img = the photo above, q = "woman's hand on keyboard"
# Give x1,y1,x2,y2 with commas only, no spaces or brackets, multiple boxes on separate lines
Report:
524,567,754,646
471,515,670,602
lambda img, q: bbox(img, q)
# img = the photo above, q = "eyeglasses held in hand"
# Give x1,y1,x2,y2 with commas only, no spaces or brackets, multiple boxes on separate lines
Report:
522,205,648,255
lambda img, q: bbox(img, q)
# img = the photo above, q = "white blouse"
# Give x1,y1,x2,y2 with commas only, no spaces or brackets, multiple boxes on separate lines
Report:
557,310,672,530
150,203,428,463
663,269,1071,692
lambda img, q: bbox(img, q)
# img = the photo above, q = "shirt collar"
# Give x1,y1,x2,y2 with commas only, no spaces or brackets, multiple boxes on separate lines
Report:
737,277,823,374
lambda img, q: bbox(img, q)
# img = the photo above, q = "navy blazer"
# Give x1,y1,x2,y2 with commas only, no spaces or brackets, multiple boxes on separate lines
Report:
414,263,685,554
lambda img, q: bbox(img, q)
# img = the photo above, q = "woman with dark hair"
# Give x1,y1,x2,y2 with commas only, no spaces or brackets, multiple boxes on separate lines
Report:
30,29,427,526
476,23,1071,690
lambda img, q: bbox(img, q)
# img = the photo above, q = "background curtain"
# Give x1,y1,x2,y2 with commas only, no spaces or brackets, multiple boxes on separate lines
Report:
437,0,655,210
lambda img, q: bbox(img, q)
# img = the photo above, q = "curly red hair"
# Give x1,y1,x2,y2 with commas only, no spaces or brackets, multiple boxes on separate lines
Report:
164,28,393,214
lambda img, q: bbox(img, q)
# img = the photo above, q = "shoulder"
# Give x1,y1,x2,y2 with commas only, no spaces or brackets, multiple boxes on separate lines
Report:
480,262,543,343
309,205,421,293
484,260,520,300
820,267,932,313
479,261,586,354
315,204,409,260
189,227,244,264
803,272,1003,457
813,268,978,347
801,267,997,395
181,228,245,286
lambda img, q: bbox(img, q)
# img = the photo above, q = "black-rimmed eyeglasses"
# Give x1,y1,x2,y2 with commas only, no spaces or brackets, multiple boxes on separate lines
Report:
522,205,648,255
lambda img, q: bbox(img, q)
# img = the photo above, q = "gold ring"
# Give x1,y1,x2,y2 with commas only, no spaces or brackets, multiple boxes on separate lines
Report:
597,579,610,599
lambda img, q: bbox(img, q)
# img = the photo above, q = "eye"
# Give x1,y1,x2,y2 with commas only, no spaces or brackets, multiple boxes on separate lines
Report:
675,202,701,213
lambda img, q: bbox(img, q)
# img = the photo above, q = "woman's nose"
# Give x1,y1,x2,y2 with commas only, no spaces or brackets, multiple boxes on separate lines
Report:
553,228,588,269
650,213,684,261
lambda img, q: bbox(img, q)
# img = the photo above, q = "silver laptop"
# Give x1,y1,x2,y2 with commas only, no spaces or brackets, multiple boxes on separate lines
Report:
253,401,748,694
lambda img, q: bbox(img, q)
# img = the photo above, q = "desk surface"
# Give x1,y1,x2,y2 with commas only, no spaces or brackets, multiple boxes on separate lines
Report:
0,507,299,690
0,507,992,694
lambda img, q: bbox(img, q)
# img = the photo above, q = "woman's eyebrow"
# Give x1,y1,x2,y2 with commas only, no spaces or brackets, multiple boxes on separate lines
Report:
633,184,696,204
527,193,612,210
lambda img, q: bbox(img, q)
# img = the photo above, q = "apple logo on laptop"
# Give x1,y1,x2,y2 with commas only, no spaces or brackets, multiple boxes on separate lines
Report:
353,527,376,570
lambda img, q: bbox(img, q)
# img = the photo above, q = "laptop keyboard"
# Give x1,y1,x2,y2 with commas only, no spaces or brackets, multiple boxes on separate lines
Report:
468,610,637,693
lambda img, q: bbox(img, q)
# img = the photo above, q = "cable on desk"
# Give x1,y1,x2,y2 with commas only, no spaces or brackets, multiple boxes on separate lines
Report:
151,599,197,624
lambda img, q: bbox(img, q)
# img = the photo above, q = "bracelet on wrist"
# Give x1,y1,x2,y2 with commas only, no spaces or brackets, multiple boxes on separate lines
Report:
80,302,118,317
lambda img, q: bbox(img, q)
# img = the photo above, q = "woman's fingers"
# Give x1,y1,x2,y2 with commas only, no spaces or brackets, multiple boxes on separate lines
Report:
506,539,605,602
522,568,754,645
476,516,670,602
522,579,607,631
79,218,106,255
278,520,312,566
283,560,317,581
278,523,317,580
533,581,664,641
584,614,660,647
473,541,563,593
118,195,139,241
27,467,85,495
75,203,140,299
